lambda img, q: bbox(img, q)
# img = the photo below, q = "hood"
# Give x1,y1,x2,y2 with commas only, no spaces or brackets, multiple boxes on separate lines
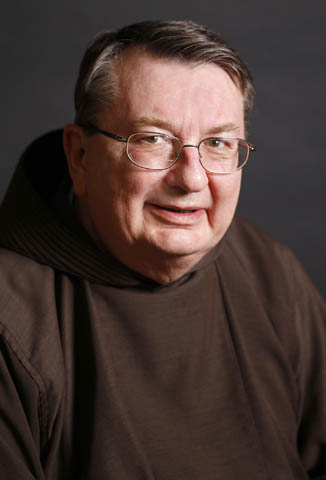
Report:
0,130,224,289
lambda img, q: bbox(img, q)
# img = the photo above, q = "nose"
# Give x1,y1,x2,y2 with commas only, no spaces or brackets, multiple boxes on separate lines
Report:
165,144,209,193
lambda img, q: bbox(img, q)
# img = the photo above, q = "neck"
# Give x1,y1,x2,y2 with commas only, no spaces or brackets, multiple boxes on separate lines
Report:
123,252,201,285
105,237,204,285
75,198,207,285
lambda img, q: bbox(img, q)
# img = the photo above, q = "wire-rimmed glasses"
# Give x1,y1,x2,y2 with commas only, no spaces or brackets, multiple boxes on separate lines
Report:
80,124,255,174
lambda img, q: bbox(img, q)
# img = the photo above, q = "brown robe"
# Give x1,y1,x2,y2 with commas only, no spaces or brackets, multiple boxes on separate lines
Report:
0,130,325,479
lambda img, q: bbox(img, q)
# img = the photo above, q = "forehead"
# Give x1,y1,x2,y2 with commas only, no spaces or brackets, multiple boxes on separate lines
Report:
109,49,244,134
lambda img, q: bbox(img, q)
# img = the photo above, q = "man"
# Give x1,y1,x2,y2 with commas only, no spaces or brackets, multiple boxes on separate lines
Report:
0,20,324,479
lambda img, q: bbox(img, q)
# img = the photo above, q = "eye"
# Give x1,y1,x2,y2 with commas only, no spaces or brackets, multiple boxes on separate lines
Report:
206,138,225,149
143,135,164,144
131,133,167,148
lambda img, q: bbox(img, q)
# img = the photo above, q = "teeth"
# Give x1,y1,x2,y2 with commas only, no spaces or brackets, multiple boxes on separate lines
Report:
155,205,196,213
167,208,195,213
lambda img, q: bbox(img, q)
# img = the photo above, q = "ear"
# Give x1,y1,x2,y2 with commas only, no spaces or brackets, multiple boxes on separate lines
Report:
63,124,88,197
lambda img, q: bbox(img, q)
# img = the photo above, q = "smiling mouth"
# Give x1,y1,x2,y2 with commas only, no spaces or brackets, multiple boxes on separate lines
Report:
155,205,198,214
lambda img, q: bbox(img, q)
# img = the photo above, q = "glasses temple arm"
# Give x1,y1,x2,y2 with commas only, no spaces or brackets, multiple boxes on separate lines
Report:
78,124,127,143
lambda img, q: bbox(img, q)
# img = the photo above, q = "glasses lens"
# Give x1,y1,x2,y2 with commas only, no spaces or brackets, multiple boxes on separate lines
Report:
199,138,249,173
127,133,180,169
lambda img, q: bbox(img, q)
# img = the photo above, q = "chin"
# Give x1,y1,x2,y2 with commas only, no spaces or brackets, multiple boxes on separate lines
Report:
149,229,217,258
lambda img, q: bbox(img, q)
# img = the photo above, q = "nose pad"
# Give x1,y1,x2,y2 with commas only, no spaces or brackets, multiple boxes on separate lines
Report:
178,144,201,164
179,144,205,168
167,144,208,192
180,144,200,157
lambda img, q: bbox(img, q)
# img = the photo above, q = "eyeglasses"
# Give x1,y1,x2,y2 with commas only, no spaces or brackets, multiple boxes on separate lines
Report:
80,124,255,174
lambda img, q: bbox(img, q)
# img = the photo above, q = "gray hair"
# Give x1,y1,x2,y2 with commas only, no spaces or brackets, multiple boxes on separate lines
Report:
74,20,255,131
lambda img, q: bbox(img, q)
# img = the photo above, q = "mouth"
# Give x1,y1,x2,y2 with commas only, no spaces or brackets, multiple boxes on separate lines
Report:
148,203,205,223
155,205,198,214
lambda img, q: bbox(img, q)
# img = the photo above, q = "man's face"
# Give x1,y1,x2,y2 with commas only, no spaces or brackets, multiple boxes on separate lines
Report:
73,51,245,277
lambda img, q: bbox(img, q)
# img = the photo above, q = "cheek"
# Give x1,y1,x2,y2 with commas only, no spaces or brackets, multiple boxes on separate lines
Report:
107,171,166,243
209,173,242,220
119,169,165,206
98,168,164,230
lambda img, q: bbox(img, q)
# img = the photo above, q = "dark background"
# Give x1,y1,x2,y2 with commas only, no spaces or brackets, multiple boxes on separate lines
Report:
1,0,325,296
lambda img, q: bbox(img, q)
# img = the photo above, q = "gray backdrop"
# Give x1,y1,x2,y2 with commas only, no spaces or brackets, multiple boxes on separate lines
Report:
1,0,325,295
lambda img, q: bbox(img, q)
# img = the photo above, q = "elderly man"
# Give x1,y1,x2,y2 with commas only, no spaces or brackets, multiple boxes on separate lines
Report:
0,20,324,479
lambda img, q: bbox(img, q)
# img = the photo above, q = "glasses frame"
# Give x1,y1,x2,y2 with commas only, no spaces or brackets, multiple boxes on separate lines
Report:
80,124,255,174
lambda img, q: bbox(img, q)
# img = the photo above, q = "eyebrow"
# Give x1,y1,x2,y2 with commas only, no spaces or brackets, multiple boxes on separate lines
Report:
131,116,175,132
130,116,240,136
206,123,240,136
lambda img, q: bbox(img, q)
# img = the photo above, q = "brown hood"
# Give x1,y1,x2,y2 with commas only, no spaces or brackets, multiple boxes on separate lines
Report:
0,130,223,288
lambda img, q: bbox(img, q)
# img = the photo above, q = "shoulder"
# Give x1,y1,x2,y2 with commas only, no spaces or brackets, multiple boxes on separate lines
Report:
0,244,61,339
0,246,55,286
220,217,325,385
221,217,325,356
220,217,325,342
225,216,292,264
0,248,57,326
223,217,322,304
